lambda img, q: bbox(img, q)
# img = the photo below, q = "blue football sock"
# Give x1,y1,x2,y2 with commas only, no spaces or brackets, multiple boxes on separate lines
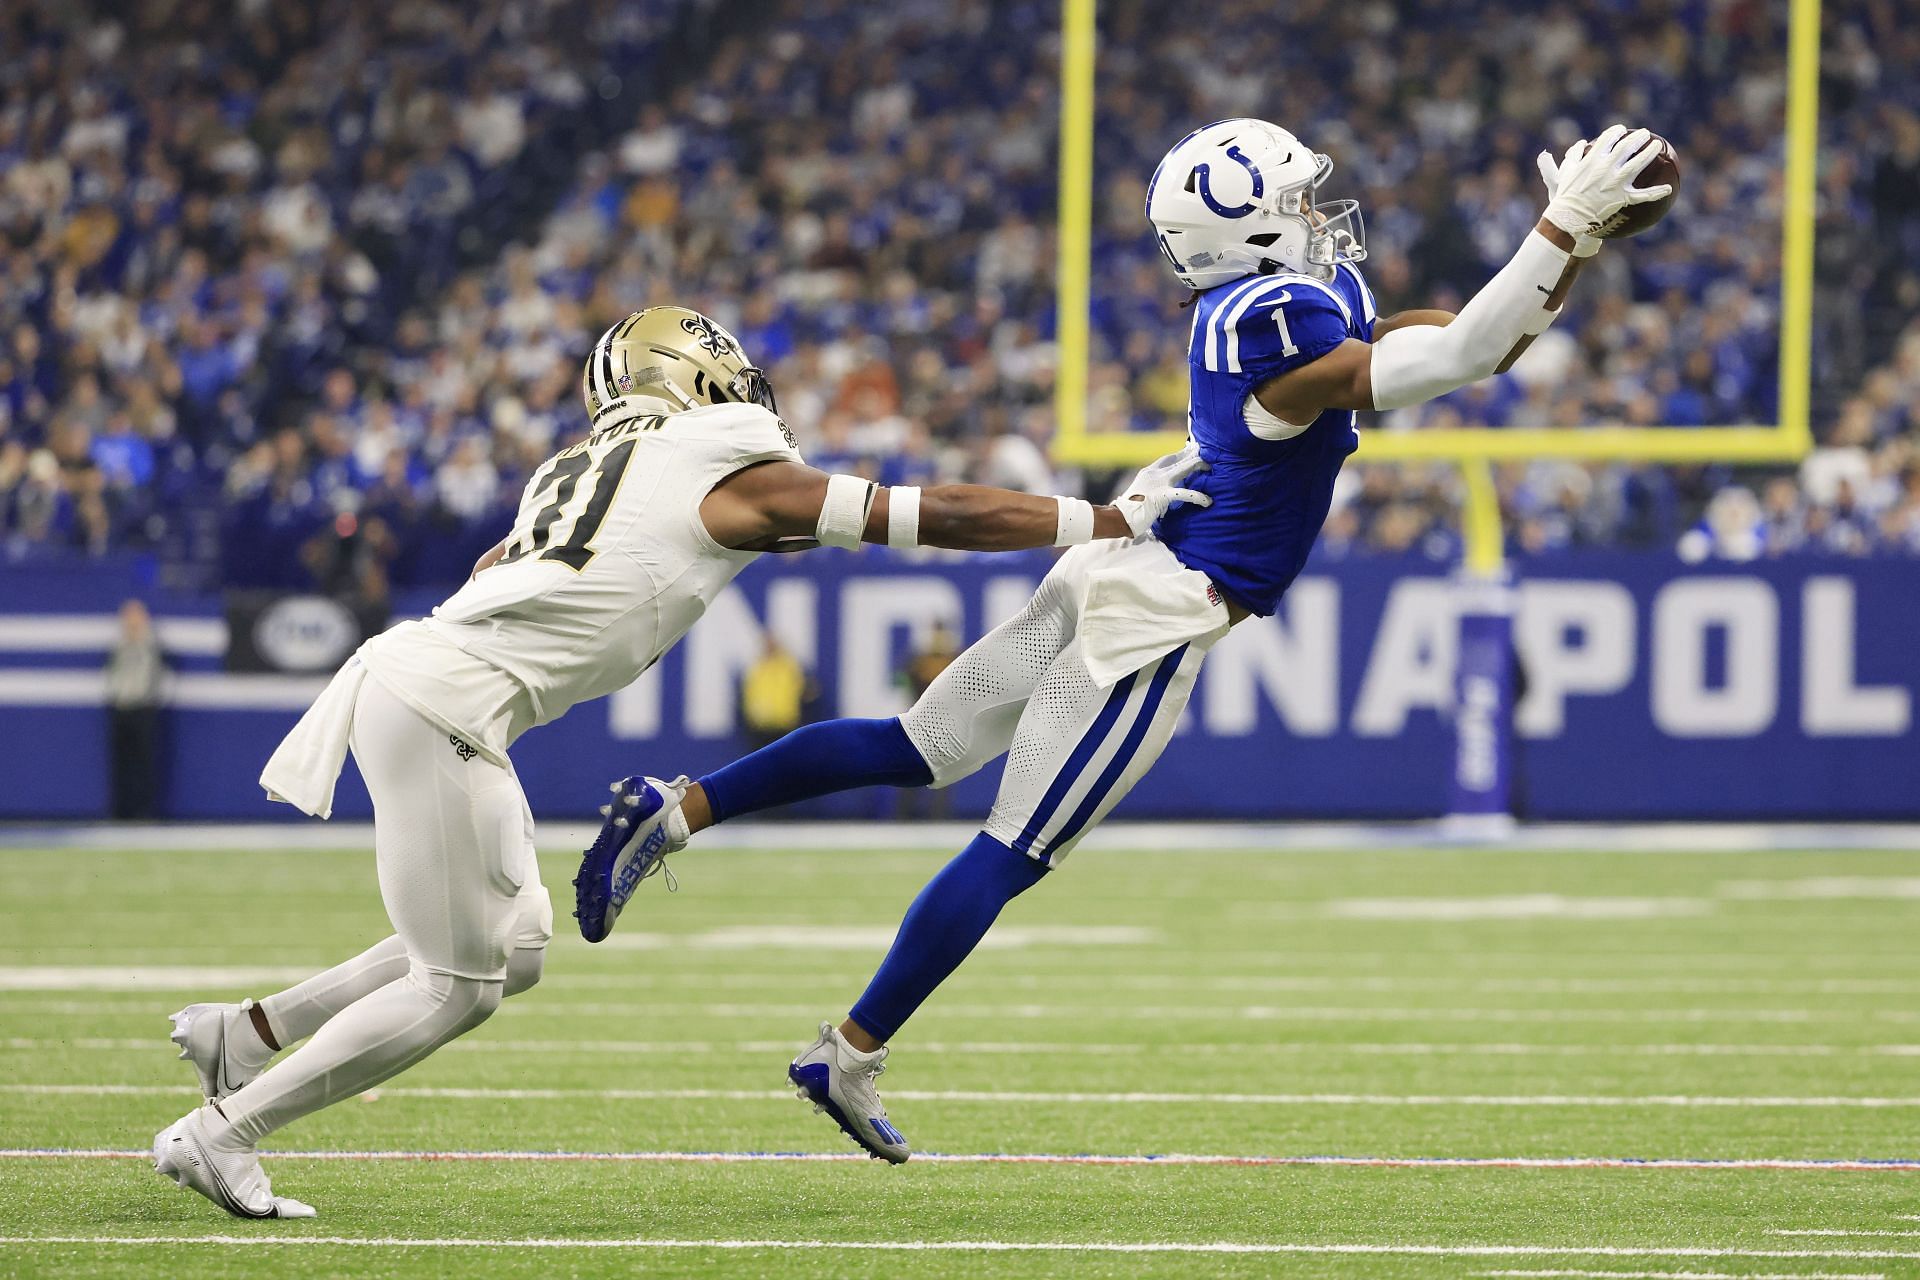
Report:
849,833,1049,1042
698,717,933,824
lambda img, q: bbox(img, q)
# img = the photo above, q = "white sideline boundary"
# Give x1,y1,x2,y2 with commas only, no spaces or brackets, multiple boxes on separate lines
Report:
5,820,1920,852
7,1148,1920,1172
11,1083,1920,1108
2,1236,1919,1260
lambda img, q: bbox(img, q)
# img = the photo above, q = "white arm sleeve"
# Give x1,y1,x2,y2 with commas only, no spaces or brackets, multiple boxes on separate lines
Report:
815,473,877,549
1368,230,1572,411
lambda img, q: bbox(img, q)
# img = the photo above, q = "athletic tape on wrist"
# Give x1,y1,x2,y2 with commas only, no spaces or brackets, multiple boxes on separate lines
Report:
816,473,877,549
886,486,921,549
1054,497,1096,546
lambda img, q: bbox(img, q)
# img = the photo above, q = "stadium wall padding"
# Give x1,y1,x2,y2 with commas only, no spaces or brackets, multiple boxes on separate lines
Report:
1,551,1915,821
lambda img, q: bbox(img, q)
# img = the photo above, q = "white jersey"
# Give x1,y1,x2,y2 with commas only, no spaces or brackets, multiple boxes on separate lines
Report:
358,402,802,762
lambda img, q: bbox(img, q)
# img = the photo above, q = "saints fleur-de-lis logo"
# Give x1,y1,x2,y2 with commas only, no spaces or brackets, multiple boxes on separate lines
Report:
680,313,735,357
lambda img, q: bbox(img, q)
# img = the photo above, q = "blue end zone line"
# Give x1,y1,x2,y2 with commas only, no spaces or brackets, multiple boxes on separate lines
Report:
6,1149,1918,1172
5,821,1920,853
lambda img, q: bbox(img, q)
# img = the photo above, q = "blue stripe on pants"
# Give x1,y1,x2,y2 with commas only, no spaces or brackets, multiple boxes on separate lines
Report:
1037,645,1189,859
1009,668,1139,858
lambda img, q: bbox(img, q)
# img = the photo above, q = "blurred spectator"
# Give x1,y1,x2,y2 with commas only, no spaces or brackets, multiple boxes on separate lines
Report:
104,598,166,819
900,621,960,707
740,635,813,753
3,0,1918,578
1678,486,1766,562
893,619,962,821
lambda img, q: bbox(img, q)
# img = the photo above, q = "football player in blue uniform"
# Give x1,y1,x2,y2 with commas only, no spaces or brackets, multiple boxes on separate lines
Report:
575,120,1672,1162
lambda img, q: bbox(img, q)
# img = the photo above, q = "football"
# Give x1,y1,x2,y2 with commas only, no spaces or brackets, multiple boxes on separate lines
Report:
1593,133,1680,238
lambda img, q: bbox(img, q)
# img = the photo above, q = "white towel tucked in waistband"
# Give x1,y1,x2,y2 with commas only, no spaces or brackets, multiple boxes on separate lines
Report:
1077,545,1232,689
259,653,367,819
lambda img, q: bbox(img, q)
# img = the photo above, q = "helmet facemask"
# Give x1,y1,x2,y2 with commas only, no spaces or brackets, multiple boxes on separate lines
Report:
727,365,778,415
1258,153,1366,276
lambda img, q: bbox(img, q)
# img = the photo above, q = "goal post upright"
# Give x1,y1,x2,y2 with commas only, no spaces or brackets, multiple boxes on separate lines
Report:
1051,0,1097,451
1049,0,1821,477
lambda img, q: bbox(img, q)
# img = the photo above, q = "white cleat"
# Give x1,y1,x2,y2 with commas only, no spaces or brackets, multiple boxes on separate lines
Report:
788,1022,910,1163
168,1000,272,1101
573,774,692,943
152,1107,316,1219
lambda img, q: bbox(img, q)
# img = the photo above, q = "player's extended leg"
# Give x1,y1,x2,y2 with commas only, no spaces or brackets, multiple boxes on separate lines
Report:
168,832,552,1100
575,571,1077,941
153,679,538,1218
788,633,1210,1162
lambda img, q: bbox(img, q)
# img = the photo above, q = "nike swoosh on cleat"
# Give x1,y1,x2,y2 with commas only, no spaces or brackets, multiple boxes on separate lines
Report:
205,1154,276,1220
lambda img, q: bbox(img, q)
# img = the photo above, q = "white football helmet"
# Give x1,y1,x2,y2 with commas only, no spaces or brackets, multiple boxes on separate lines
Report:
1146,118,1365,290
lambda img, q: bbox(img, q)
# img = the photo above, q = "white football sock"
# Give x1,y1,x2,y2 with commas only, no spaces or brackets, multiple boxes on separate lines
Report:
227,999,278,1070
257,935,409,1047
210,962,500,1149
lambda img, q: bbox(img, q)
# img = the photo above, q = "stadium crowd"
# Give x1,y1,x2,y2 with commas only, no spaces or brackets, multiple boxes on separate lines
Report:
2,0,1917,591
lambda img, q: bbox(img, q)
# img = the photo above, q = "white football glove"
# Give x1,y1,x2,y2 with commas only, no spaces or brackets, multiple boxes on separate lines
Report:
1535,142,1604,258
1111,446,1211,539
1539,124,1673,246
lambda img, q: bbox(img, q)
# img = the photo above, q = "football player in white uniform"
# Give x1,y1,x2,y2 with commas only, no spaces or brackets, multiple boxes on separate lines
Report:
575,123,1672,1164
152,306,1206,1218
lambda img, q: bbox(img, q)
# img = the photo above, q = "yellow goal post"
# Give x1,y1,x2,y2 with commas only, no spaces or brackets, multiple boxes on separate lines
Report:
1050,0,1820,569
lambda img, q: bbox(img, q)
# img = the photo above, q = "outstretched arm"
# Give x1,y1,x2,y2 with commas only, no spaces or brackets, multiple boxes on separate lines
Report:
1253,126,1670,427
701,454,1209,554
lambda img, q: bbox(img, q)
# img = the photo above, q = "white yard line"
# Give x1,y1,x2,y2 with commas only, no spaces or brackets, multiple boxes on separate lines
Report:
1773,1231,1920,1238
486,1001,1890,1025
533,972,1920,996
594,924,1159,952
1477,1272,1883,1279
9,1083,1920,1108
11,967,1920,996
0,966,318,991
1325,896,1712,921
9,1036,1914,1059
1,1237,1919,1260
7,1148,1920,1172
1,996,1909,1025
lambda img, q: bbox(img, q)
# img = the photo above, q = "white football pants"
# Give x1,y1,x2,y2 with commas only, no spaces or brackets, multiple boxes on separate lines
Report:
901,540,1216,865
215,678,551,1146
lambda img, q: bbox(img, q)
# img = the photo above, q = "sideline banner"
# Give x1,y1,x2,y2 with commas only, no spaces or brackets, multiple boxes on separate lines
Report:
1,551,1914,820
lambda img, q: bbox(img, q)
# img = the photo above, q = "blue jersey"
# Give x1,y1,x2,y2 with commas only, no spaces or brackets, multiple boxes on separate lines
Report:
1155,262,1375,616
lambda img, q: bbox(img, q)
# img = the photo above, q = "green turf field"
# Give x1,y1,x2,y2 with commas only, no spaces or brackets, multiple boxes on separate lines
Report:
3,837,1919,1278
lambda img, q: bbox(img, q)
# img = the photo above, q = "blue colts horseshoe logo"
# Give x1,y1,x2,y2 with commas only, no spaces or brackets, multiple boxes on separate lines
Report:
1193,145,1264,219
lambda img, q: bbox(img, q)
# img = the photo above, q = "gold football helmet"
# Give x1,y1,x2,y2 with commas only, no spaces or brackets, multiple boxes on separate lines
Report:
580,306,777,425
